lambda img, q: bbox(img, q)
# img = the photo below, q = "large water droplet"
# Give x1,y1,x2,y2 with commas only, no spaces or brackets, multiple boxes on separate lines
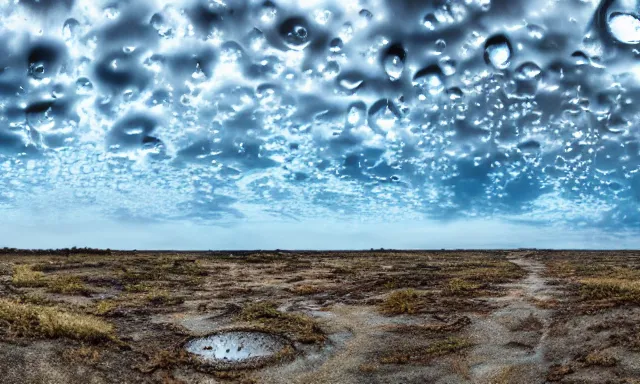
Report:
62,18,80,40
382,43,406,81
280,18,311,50
608,12,640,45
484,35,512,69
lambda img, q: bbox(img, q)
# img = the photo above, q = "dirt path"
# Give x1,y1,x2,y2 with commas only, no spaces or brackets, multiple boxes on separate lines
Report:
465,253,554,383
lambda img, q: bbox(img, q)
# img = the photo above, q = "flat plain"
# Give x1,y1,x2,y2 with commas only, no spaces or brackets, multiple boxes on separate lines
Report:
1,249,639,384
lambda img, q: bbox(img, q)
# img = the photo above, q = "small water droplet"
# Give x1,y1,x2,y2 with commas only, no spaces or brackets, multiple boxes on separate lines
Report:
514,62,542,81
313,9,332,25
280,18,311,50
104,6,120,19
439,57,457,76
346,101,366,126
423,13,438,30
359,9,373,21
323,61,340,79
259,1,277,23
338,73,365,93
329,38,344,53
526,24,545,40
76,78,93,94
433,39,446,55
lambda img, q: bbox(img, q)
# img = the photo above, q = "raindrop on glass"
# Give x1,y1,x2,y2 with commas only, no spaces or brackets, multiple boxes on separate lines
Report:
280,18,311,50
484,34,512,69
608,12,640,45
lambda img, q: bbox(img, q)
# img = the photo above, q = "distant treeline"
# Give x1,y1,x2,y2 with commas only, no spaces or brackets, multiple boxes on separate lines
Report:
0,247,113,256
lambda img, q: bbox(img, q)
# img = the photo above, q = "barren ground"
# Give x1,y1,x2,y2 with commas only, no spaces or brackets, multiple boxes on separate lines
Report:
1,249,640,383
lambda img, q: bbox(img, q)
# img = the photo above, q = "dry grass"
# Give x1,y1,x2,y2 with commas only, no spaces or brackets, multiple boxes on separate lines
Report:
12,264,45,287
579,278,640,303
443,278,480,296
0,299,114,342
450,355,471,379
145,289,185,306
48,275,93,295
62,346,101,364
290,284,323,295
379,337,472,364
94,300,119,316
492,366,517,384
584,350,617,367
379,289,420,315
387,316,471,334
357,363,380,373
238,302,325,344
546,364,574,382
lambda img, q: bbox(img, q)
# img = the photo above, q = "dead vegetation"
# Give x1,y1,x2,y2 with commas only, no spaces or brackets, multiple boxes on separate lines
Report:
379,289,421,315
2,250,639,383
378,337,472,364
0,299,114,342
11,264,45,287
583,350,618,367
48,275,94,295
238,301,325,344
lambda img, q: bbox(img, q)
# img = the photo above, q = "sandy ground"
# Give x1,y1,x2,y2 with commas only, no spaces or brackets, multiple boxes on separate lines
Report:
1,249,640,383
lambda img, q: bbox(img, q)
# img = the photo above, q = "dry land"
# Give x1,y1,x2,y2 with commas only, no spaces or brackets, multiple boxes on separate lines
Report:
0,249,639,383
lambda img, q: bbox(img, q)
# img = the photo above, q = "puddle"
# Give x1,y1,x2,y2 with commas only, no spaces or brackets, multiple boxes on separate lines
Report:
185,331,291,364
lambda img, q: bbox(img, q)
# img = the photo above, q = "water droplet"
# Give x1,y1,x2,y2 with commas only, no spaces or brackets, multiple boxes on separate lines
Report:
150,12,173,38
368,99,401,132
359,9,373,21
433,39,446,55
423,13,438,30
338,73,365,93
413,66,445,98
339,22,354,42
571,50,590,66
346,101,366,126
259,1,277,23
439,57,457,76
280,18,311,50
608,12,640,45
313,9,332,25
484,35,512,69
323,61,340,79
527,24,545,40
382,43,406,81
62,18,80,40
447,87,463,101
76,78,93,94
28,62,46,79
514,62,542,81
329,38,344,53
104,6,120,19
